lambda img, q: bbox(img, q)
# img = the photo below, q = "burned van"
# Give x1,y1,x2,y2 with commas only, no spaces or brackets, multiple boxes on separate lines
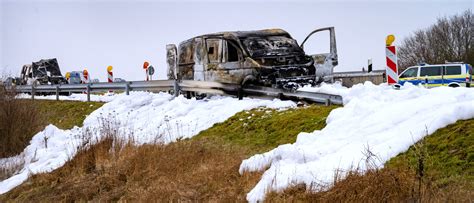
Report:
19,58,68,85
166,27,337,89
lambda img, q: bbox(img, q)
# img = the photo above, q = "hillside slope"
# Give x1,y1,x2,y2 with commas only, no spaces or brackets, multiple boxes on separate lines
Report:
269,118,473,202
36,100,104,129
1,98,472,201
0,103,336,201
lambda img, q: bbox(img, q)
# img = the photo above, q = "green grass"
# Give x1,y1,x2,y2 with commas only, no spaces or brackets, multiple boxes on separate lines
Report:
196,105,338,153
386,118,474,188
34,100,104,129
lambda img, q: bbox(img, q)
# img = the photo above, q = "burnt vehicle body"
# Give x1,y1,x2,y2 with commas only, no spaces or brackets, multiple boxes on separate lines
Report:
19,58,68,85
167,27,338,89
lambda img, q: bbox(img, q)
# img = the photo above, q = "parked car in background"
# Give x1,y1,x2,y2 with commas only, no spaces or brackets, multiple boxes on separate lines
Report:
114,78,126,83
68,71,84,84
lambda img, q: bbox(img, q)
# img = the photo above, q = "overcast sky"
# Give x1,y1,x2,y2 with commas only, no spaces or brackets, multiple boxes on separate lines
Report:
1,0,472,81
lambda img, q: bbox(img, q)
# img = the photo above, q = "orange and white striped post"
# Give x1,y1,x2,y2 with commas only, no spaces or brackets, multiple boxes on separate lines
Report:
143,61,149,81
83,69,89,83
83,69,89,94
385,35,398,85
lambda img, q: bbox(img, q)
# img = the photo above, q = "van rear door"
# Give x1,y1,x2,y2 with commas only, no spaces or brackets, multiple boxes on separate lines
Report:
166,44,178,80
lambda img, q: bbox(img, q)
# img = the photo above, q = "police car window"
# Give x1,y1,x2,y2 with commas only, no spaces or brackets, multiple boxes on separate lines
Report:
400,67,418,78
420,66,442,76
445,66,461,75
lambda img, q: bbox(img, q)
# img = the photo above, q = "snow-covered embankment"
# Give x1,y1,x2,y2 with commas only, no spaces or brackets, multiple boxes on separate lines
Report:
0,92,295,194
240,82,474,202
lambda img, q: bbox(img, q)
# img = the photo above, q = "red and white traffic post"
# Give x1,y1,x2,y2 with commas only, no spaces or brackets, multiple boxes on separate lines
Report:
385,35,398,85
107,66,113,83
107,65,113,93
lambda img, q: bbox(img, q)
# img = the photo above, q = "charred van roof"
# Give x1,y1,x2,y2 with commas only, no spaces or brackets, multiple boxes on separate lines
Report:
184,28,293,41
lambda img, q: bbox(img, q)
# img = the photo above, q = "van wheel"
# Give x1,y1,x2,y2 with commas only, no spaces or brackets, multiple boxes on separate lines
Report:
448,84,460,88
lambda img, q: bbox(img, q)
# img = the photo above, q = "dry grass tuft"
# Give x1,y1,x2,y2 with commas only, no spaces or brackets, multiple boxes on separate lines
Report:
0,87,43,158
268,142,473,202
270,166,472,202
0,156,25,181
2,122,262,202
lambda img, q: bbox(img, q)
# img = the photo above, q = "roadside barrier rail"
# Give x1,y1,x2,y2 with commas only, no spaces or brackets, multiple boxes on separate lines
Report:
11,80,343,105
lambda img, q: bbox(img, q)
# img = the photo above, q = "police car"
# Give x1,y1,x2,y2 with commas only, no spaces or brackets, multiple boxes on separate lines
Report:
398,63,473,88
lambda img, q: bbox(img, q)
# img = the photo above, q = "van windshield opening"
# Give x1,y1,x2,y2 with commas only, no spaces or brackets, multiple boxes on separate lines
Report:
241,36,303,57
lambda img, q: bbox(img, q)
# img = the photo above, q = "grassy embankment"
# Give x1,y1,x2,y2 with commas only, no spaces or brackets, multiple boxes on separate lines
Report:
1,103,336,201
269,118,473,202
0,91,103,158
1,98,472,202
0,95,103,183
36,100,104,129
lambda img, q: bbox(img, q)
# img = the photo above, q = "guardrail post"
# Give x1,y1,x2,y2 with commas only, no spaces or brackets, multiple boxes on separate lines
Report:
125,82,130,95
173,80,179,97
86,84,91,102
31,85,35,100
55,86,60,101
325,99,331,106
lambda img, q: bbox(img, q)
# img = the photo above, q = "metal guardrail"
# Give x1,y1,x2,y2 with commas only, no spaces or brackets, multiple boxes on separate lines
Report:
11,80,343,105
243,85,343,105
14,80,212,101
